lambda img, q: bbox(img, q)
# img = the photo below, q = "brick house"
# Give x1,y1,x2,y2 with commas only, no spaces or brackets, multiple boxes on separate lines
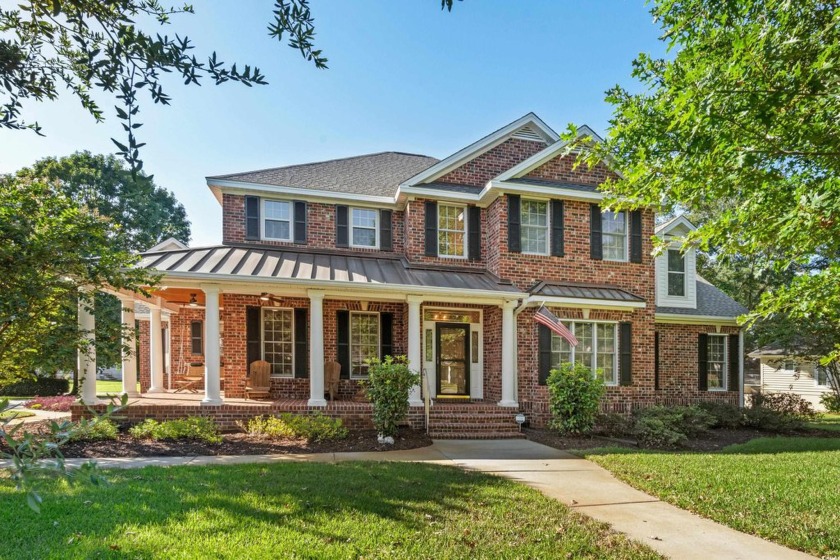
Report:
78,113,746,436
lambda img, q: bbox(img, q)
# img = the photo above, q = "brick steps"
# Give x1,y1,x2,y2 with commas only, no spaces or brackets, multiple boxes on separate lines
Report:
427,403,522,439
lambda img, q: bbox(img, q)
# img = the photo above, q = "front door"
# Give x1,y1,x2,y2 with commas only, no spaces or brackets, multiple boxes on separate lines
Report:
436,323,470,397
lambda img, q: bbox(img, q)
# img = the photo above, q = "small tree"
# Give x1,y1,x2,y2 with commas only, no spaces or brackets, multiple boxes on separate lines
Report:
546,362,605,435
362,356,419,439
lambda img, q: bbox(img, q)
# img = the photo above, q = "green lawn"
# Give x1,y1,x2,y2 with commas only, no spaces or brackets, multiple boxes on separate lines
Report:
807,413,840,432
582,437,840,557
0,410,35,420
0,462,661,559
96,379,139,396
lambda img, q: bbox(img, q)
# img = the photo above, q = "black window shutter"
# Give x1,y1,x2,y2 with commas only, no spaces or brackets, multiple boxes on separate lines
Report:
336,205,349,248
654,331,661,390
380,210,393,251
293,201,307,244
424,201,438,257
590,204,603,260
380,312,394,359
698,333,709,391
538,324,552,385
294,308,308,378
190,320,203,355
245,196,260,240
508,195,521,253
468,205,481,261
550,199,564,257
619,322,632,386
337,310,350,379
728,334,740,392
629,210,643,263
246,306,261,374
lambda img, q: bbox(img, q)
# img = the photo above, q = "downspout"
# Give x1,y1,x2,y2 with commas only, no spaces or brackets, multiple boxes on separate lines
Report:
738,329,745,408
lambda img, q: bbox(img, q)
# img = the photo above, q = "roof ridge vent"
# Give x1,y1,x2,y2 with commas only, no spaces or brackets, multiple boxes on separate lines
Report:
512,124,545,142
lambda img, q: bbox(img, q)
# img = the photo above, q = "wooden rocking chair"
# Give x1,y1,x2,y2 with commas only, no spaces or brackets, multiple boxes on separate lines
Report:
245,360,272,400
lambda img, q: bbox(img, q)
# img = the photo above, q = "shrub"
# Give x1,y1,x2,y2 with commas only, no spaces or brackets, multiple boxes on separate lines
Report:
362,356,419,438
129,417,222,443
749,391,817,421
741,406,802,432
593,412,634,437
68,419,119,442
697,401,743,429
546,362,605,435
240,413,349,442
819,392,840,413
0,377,69,397
23,396,76,412
631,405,716,448
633,415,687,447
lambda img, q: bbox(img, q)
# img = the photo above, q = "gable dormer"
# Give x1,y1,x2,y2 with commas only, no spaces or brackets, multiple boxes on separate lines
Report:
655,216,697,309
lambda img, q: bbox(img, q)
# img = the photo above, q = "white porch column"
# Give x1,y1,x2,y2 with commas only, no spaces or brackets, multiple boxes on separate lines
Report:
202,285,223,405
77,288,98,405
119,297,140,397
147,307,165,393
406,295,424,406
308,290,327,406
499,299,518,408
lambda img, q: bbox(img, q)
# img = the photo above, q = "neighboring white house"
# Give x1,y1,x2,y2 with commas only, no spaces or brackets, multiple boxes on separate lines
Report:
749,345,835,411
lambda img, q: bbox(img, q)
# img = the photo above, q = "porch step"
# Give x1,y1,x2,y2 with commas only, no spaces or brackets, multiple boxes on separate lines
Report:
427,403,523,439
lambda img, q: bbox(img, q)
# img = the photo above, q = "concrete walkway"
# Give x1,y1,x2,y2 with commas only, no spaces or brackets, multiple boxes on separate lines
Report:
0,439,815,560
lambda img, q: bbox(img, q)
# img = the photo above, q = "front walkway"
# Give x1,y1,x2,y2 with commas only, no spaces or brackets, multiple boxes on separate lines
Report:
1,439,815,560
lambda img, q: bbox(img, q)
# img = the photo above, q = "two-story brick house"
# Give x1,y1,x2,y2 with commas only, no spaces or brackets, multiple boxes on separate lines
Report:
85,113,746,435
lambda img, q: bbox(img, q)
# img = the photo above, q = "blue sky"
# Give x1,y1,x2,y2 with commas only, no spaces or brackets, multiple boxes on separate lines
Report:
0,1,665,247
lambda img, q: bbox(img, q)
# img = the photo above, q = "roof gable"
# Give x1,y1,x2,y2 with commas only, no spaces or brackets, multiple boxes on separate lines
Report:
655,215,696,237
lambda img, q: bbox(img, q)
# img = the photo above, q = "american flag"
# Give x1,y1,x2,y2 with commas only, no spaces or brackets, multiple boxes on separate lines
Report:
534,305,578,347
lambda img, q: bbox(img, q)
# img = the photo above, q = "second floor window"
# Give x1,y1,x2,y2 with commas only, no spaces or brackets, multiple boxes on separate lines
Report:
602,211,627,261
351,208,378,248
438,204,466,257
521,199,548,255
667,249,686,296
263,200,292,241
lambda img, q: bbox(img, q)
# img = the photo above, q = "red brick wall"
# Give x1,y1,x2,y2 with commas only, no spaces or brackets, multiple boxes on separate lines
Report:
138,320,150,392
524,153,614,186
436,137,547,187
656,323,741,399
222,194,404,255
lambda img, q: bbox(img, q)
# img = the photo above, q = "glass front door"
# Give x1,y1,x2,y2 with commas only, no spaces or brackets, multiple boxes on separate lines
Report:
436,323,470,396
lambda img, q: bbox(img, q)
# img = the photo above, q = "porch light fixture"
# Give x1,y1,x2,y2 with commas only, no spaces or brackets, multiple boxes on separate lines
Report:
188,294,198,307
260,292,271,302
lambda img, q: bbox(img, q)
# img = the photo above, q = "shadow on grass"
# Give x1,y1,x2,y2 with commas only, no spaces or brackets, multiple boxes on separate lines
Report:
578,436,840,457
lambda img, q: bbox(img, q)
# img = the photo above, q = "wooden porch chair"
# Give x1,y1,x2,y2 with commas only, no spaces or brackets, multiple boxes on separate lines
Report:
245,360,272,400
174,363,204,393
325,361,341,401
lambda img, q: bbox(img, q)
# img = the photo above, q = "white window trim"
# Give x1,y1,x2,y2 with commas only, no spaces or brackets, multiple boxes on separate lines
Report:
666,249,686,297
350,311,381,379
260,307,295,378
437,203,468,259
520,198,550,256
602,210,629,262
550,319,619,386
815,365,832,388
349,207,380,249
707,333,728,391
261,199,294,242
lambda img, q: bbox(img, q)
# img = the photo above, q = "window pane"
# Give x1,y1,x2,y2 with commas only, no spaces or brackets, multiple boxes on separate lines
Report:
264,200,291,220
352,209,378,228
707,336,726,389
352,227,376,247
265,220,290,240
575,323,593,369
550,323,573,368
602,211,626,234
667,249,685,272
596,323,616,384
351,313,379,377
438,205,464,231
603,233,626,260
263,309,293,376
439,231,465,256
520,200,548,254
602,211,627,260
668,272,685,296
521,226,547,254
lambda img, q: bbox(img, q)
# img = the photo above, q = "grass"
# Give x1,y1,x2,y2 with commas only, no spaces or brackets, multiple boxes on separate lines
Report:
807,412,840,432
96,380,139,396
0,410,35,420
582,437,840,557
0,462,661,560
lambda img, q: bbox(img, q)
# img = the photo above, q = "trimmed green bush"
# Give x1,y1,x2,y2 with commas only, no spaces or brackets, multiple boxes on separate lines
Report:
749,391,817,421
363,356,419,438
697,401,743,429
593,412,634,437
742,406,802,432
0,377,69,396
240,413,349,442
129,417,221,443
631,405,716,448
546,362,605,435
68,419,119,442
819,392,840,413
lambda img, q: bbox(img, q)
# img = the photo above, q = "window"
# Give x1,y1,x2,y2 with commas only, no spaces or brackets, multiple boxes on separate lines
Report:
816,366,833,387
521,199,549,254
262,200,292,241
707,335,727,390
550,321,618,385
190,320,203,355
438,205,466,257
351,208,378,248
262,308,294,377
350,312,380,378
602,211,627,261
782,360,796,371
667,249,686,296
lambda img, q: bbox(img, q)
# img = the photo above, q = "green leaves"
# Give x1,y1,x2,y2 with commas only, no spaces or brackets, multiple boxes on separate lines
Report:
362,355,419,438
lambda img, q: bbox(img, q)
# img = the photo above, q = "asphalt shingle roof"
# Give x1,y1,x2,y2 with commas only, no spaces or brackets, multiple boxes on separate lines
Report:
207,152,439,197
657,276,747,318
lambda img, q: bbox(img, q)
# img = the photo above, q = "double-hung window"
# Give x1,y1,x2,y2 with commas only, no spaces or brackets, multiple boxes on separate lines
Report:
706,335,727,390
263,200,293,241
550,321,618,385
521,199,549,255
602,211,628,261
350,312,380,378
816,366,833,387
667,249,686,296
438,205,466,258
351,208,378,248
262,308,294,377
